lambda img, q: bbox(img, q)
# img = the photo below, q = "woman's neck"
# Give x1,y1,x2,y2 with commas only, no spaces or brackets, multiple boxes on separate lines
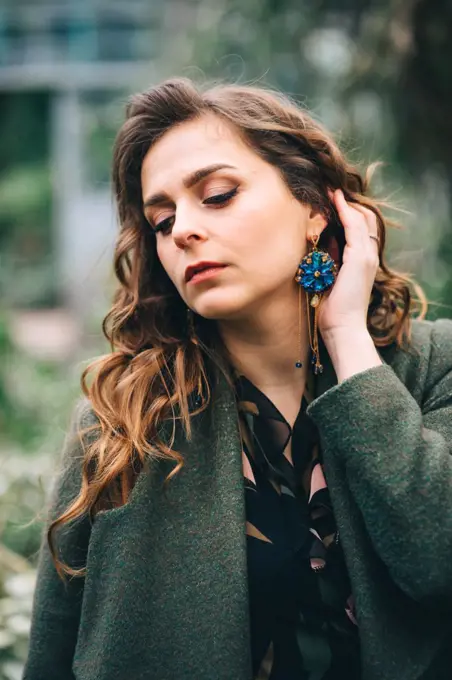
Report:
218,289,311,423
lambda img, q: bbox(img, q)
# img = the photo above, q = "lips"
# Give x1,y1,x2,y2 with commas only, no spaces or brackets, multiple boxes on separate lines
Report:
185,261,226,283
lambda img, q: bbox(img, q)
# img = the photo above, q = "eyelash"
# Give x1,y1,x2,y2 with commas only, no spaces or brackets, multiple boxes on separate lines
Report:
151,186,239,235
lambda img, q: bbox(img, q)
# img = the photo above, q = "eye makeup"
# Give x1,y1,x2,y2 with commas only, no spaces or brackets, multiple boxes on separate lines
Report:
148,185,239,235
203,186,238,205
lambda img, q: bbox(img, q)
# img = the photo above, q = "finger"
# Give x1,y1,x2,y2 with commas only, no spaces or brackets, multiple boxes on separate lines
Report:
333,190,364,223
349,202,378,230
368,235,380,252
333,190,368,245
334,190,375,225
334,190,380,249
349,203,380,245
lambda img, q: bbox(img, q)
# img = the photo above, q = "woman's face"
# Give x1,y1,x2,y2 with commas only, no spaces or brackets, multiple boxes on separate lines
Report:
141,114,326,320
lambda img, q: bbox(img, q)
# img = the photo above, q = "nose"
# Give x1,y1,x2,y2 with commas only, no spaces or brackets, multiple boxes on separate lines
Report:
171,207,208,249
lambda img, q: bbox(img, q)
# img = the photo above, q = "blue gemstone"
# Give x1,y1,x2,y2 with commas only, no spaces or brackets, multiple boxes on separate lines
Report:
298,250,336,294
295,361,302,368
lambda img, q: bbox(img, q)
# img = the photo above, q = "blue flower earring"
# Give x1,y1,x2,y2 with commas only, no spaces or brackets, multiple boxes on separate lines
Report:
295,234,337,375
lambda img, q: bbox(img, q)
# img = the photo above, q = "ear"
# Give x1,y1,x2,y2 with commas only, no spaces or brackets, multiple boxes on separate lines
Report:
306,208,328,240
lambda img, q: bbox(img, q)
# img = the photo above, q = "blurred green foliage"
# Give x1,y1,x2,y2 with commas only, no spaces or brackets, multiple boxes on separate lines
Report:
0,313,63,448
0,310,87,678
0,92,54,310
82,91,125,188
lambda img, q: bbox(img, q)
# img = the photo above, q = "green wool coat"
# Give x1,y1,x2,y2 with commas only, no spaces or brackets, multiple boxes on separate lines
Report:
24,318,452,680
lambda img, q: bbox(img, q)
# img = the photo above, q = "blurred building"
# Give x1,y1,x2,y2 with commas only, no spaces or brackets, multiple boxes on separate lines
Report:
0,0,176,321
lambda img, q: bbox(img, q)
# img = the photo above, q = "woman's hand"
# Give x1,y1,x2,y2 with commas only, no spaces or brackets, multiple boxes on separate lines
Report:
317,189,383,382
318,189,380,338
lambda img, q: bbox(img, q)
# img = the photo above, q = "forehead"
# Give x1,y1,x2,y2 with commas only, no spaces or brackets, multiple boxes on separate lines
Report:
140,114,259,195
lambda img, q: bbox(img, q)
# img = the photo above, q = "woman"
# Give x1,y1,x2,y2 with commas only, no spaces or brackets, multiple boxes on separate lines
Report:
24,78,452,680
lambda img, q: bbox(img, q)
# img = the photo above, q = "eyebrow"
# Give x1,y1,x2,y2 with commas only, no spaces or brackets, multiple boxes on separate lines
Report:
142,163,238,209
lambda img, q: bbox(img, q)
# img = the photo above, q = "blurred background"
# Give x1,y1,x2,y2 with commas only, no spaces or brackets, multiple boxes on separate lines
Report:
0,0,451,677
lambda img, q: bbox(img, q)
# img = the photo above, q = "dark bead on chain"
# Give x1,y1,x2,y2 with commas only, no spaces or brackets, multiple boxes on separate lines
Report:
295,361,303,368
310,352,323,375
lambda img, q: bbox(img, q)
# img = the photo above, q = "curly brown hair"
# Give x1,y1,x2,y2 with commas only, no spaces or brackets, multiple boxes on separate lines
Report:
48,77,427,578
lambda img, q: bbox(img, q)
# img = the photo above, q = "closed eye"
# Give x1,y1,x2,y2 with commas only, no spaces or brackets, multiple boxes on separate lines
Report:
152,214,175,235
203,186,239,205
151,186,239,235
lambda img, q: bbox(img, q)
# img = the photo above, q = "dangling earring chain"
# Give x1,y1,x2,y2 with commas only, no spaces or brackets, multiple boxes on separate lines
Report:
295,234,337,375
295,284,303,369
306,291,320,370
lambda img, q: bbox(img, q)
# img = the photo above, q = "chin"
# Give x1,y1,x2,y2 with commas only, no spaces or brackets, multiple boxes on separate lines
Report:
193,303,244,321
190,288,250,321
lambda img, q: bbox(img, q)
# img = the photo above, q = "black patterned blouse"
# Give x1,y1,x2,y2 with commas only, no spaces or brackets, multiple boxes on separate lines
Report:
235,373,361,679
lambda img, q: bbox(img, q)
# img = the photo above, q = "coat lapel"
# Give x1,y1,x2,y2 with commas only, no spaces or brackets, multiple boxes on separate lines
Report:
76,371,252,680
151,372,253,677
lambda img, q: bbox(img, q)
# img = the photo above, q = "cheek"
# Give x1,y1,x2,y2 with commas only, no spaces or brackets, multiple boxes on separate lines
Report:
225,194,277,254
236,195,303,270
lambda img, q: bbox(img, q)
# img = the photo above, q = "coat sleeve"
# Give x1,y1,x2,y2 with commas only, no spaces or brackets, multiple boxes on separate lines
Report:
306,319,452,609
23,399,98,680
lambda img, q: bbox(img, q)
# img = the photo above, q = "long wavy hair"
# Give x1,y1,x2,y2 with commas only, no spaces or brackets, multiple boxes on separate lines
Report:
48,77,427,578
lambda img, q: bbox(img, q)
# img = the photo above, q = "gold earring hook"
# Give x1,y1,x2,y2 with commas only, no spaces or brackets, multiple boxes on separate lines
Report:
310,234,320,248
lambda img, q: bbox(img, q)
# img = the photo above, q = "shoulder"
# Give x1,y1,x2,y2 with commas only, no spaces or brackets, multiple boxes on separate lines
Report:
387,317,452,402
408,317,452,374
71,396,99,432
47,398,100,517
409,317,452,351
59,398,100,472
62,397,100,450
414,318,452,405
